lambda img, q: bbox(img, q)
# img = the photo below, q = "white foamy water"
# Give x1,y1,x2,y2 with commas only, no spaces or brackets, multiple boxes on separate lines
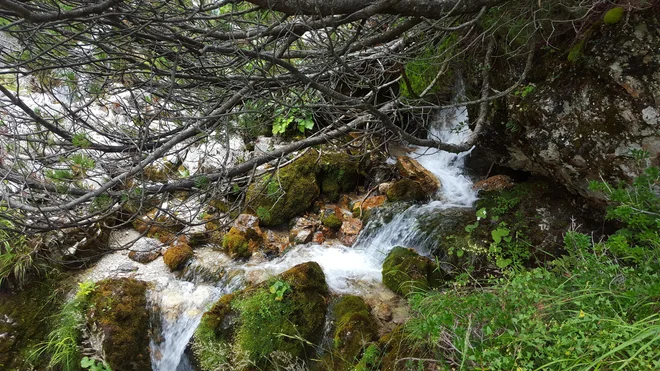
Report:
78,101,477,370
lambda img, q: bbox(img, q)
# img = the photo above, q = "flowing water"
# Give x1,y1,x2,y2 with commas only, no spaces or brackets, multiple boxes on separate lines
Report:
80,103,477,370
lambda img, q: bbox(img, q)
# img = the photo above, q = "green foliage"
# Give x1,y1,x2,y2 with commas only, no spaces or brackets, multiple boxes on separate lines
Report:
269,280,290,301
256,206,271,221
0,214,48,288
194,176,210,189
513,84,535,98
31,281,96,371
399,34,457,98
588,166,660,263
400,167,660,370
46,169,75,181
80,357,112,371
603,7,625,25
272,107,314,135
71,133,91,148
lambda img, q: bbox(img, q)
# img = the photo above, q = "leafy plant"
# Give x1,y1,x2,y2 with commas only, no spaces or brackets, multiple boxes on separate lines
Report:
71,133,91,148
272,107,314,135
269,280,290,301
81,357,112,371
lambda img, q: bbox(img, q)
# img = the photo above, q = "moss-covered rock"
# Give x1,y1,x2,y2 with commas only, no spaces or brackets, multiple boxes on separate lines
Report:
163,243,194,271
323,295,378,370
319,152,361,202
222,227,259,259
385,179,427,202
246,150,320,226
86,278,150,371
321,213,343,230
382,247,446,296
191,262,329,370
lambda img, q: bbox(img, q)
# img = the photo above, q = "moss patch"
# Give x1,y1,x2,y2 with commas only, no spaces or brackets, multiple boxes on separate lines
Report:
318,152,360,202
163,243,194,271
324,295,378,370
86,278,150,371
382,247,445,296
0,278,68,370
246,150,321,226
321,213,343,230
192,262,329,370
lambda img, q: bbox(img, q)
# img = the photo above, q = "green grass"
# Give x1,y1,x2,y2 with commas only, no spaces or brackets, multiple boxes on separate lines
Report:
398,167,660,370
30,281,96,371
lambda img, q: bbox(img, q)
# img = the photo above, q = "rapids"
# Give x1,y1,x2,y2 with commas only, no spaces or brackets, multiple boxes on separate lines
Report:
78,103,477,370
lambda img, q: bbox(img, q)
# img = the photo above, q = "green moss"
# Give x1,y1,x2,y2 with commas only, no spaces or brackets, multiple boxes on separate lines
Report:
192,262,329,370
322,213,343,230
247,150,320,226
86,278,150,371
603,7,624,25
0,278,68,370
386,179,427,202
222,228,251,258
382,247,445,296
327,296,378,370
318,152,360,202
163,243,194,271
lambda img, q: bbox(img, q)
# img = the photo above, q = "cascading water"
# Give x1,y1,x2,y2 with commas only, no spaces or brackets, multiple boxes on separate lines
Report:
79,101,477,370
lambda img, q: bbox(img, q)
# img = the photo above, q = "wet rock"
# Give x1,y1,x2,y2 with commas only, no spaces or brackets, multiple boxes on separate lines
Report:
289,216,318,244
264,230,290,254
312,231,326,244
378,182,392,195
352,195,387,217
190,262,329,370
128,237,161,264
382,247,446,296
396,156,441,194
385,178,427,202
86,278,151,371
338,216,363,246
473,174,516,192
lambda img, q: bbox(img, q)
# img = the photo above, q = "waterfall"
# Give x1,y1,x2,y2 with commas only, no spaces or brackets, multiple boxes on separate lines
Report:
79,100,477,370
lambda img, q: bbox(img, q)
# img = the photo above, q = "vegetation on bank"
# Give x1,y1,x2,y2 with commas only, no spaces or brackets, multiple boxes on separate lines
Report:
371,166,660,370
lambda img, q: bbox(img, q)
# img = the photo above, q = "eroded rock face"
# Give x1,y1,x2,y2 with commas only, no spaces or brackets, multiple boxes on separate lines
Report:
486,10,660,201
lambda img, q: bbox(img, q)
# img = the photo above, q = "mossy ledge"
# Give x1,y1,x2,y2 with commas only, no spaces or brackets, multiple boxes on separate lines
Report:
191,262,330,370
86,278,151,371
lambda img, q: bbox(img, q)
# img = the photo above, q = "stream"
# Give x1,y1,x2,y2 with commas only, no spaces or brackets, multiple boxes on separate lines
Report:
78,104,477,370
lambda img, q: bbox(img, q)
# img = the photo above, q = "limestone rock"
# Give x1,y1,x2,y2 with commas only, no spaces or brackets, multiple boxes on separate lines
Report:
482,9,660,201
396,156,441,194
